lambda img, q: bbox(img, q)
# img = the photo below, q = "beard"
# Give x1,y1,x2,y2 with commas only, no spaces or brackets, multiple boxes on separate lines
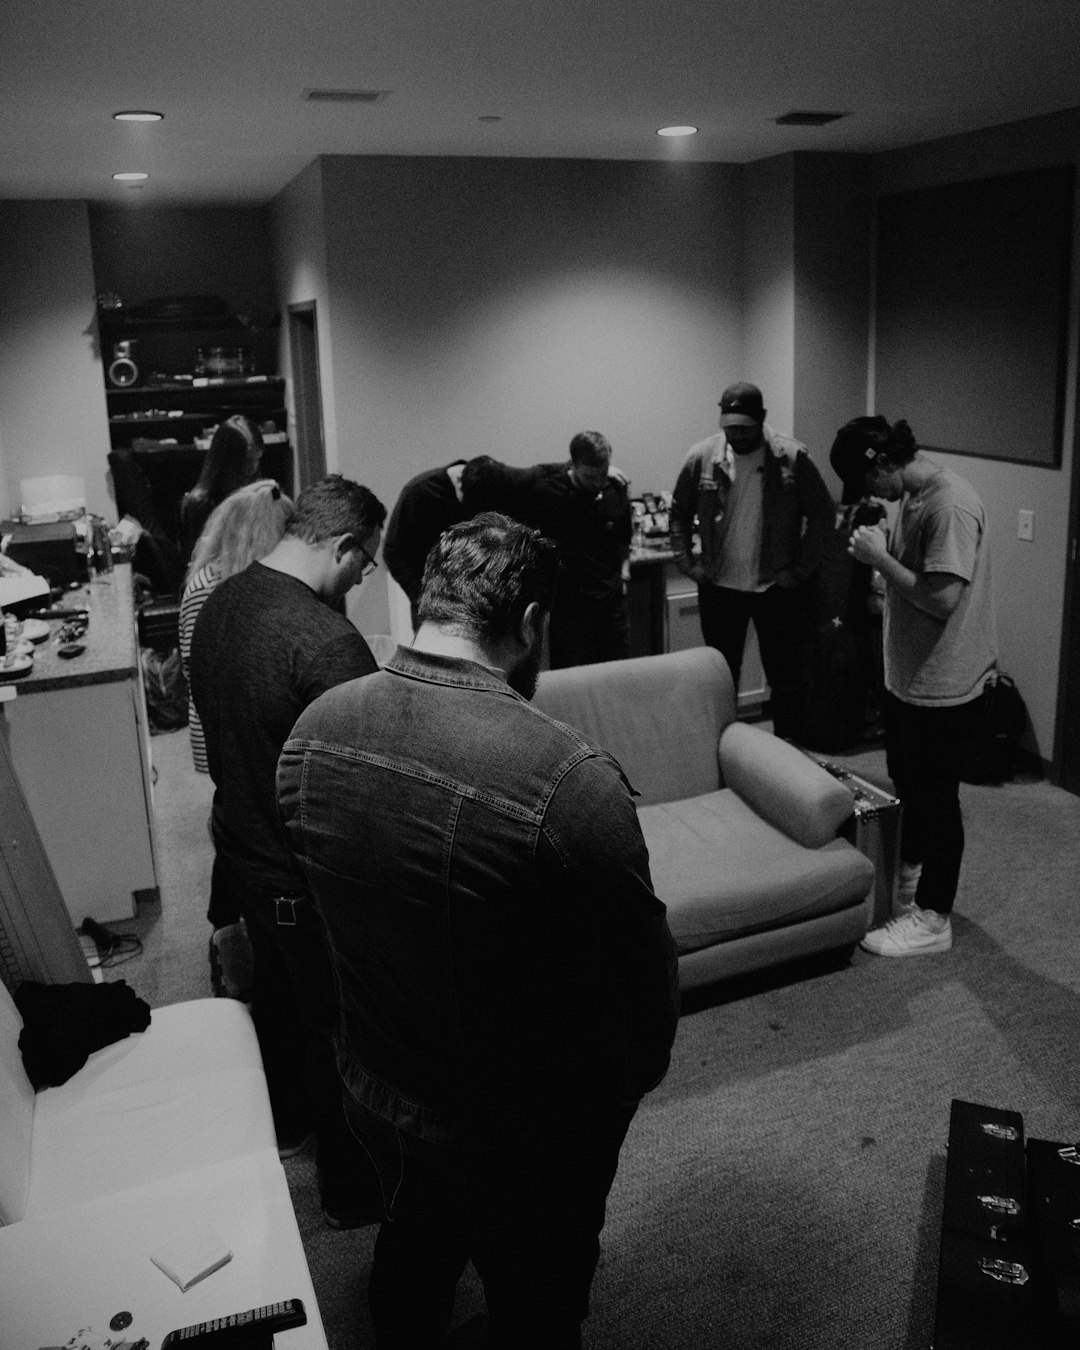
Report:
507,640,543,701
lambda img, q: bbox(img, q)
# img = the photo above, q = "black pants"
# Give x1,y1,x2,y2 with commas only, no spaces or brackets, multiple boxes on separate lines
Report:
222,859,378,1204
697,581,806,738
346,1097,637,1349
882,689,984,916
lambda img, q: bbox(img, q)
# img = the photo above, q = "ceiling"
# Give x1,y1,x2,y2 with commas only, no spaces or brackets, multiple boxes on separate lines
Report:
4,0,1080,206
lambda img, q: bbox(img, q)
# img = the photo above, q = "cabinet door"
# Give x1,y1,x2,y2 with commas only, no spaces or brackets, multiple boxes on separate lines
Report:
6,680,158,923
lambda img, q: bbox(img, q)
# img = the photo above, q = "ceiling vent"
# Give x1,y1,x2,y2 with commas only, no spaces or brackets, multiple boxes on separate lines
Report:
303,89,392,105
775,111,848,127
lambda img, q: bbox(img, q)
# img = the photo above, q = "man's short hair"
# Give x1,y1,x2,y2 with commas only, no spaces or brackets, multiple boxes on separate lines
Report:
286,474,386,545
569,431,611,467
418,512,559,643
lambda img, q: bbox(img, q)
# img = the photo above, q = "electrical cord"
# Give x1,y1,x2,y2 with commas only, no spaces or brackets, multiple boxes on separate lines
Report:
92,935,144,970
79,917,143,970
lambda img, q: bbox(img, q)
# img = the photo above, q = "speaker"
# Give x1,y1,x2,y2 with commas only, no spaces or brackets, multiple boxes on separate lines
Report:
108,340,139,388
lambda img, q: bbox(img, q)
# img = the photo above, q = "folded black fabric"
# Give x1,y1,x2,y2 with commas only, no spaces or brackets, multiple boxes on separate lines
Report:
15,980,152,1089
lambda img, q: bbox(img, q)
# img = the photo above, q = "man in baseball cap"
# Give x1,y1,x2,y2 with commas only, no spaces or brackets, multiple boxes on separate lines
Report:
670,382,833,738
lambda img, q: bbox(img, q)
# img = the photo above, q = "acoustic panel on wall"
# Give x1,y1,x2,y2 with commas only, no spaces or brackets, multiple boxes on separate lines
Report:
875,164,1074,467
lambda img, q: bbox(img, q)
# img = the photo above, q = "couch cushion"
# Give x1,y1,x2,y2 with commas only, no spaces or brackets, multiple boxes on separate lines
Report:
0,981,35,1225
534,648,735,806
640,789,875,953
25,997,275,1219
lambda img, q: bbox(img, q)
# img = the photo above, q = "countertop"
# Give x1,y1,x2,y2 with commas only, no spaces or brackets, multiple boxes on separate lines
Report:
630,540,675,566
4,564,140,695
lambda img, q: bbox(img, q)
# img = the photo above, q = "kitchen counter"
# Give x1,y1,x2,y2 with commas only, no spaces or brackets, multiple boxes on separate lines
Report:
630,540,675,567
12,565,139,694
3,563,159,923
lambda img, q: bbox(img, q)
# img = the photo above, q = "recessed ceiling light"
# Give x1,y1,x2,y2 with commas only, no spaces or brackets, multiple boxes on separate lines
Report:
112,171,149,181
657,125,697,138
113,110,164,122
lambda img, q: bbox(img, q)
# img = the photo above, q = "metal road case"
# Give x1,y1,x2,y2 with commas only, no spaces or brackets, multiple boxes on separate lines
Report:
802,754,902,927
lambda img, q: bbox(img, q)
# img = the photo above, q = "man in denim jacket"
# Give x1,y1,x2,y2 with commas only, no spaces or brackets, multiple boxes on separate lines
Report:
671,382,834,738
278,513,679,1349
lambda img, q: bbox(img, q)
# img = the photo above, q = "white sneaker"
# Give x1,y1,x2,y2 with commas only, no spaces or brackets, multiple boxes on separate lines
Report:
860,908,952,957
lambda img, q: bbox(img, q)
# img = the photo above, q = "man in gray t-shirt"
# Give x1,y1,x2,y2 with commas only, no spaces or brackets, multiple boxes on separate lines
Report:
840,418,998,957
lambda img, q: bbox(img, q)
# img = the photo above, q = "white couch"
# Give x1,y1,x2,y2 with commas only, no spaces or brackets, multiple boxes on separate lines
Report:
0,981,328,1350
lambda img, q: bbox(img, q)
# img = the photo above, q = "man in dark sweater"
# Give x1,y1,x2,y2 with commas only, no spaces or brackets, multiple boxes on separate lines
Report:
189,474,386,1227
523,431,632,668
382,460,468,617
383,456,546,628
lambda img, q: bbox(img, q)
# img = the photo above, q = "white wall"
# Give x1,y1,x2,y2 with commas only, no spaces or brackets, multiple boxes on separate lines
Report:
289,154,744,635
741,156,795,438
872,109,1080,762
0,201,111,520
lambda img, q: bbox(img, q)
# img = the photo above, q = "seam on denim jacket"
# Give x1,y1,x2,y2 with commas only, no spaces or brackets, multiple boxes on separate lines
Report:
286,736,599,826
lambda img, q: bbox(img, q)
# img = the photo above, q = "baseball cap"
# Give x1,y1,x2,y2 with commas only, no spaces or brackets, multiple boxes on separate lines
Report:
829,416,890,504
719,382,765,427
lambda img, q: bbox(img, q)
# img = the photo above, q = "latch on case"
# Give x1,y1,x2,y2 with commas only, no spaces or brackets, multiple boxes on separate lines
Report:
978,1194,1021,1216
981,1121,1020,1142
978,1258,1029,1286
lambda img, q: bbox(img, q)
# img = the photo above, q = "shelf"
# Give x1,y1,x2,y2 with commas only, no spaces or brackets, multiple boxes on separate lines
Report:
97,311,248,335
107,376,284,398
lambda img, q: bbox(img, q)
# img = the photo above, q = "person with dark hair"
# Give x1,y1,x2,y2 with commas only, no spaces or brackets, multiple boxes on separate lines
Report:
671,383,834,738
522,431,632,668
277,512,679,1349
839,418,998,956
179,414,264,561
189,474,387,1226
382,455,543,629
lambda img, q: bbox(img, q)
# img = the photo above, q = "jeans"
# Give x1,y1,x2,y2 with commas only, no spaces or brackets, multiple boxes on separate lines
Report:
882,689,984,915
697,581,807,738
346,1096,637,1349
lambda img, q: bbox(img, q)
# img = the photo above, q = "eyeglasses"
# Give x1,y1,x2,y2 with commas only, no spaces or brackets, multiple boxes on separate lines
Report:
356,542,379,578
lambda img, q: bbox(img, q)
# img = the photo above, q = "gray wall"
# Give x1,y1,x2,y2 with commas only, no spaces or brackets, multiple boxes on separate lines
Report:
285,154,745,635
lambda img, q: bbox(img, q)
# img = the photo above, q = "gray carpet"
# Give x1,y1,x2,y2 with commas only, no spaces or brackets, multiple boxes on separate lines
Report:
109,727,1080,1349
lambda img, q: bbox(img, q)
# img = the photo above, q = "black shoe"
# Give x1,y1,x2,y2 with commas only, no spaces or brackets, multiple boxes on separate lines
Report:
321,1188,384,1230
446,1315,489,1346
277,1130,314,1161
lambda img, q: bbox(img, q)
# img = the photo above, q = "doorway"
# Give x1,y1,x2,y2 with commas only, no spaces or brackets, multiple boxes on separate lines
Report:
288,302,326,490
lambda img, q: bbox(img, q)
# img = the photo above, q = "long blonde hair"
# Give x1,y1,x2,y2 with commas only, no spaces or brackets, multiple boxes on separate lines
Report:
186,478,294,583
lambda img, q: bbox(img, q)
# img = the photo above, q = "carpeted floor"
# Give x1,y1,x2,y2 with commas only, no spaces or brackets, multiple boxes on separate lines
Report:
108,726,1080,1350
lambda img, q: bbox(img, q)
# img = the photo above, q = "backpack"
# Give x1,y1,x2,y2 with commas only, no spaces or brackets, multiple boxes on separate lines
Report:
960,671,1027,785
139,646,189,733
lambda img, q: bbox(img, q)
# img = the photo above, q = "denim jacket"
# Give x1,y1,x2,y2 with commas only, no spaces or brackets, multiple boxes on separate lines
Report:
670,426,834,587
277,647,679,1146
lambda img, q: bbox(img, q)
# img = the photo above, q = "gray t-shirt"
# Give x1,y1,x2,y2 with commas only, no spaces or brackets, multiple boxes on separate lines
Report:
715,445,768,592
883,465,998,706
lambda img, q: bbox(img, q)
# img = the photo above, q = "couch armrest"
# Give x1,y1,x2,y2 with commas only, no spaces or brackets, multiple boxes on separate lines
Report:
718,722,855,848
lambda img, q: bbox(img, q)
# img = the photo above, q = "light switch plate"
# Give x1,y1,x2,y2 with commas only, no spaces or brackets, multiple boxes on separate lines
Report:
1018,509,1034,541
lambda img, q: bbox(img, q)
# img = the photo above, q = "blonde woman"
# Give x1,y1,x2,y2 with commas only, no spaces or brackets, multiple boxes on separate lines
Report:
179,478,294,996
